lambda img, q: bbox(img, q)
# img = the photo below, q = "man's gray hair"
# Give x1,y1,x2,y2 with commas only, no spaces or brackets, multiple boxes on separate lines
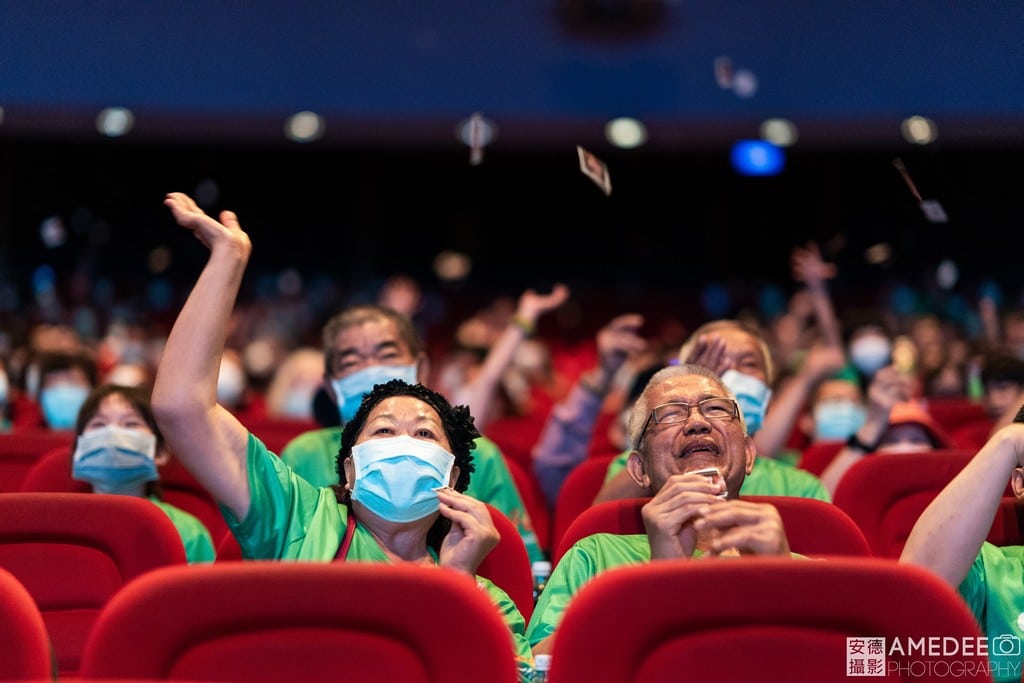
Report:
627,363,746,449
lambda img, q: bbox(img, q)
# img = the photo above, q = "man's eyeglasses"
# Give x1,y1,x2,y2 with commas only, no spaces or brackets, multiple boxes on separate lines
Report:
637,397,739,446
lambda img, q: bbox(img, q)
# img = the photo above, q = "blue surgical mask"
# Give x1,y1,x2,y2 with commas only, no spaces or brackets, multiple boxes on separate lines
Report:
812,400,867,441
849,335,892,377
72,425,159,494
332,364,418,423
350,435,455,523
721,369,771,436
279,389,313,420
40,384,90,430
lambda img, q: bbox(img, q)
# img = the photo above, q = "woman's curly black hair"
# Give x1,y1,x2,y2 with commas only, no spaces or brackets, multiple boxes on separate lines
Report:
332,379,480,551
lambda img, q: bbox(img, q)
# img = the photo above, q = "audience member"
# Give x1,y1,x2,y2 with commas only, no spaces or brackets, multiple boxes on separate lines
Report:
70,383,216,563
152,192,535,681
900,405,1024,682
980,351,1024,428
819,379,946,497
262,346,324,421
34,349,98,430
796,368,867,444
279,295,563,563
595,318,833,503
843,311,897,385
527,364,794,654
531,313,650,508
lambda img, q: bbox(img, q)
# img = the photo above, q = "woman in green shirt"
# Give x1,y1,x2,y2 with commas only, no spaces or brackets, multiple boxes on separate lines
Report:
153,192,534,681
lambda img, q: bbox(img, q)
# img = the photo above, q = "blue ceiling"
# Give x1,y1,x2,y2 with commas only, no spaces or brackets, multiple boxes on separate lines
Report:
3,1,1023,148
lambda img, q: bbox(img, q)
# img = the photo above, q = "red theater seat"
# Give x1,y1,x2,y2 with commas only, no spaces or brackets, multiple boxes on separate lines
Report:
80,562,520,682
548,557,992,682
0,492,187,677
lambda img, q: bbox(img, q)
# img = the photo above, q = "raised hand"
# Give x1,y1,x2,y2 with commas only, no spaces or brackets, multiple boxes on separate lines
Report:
596,313,648,376
790,241,837,286
515,283,571,327
163,192,251,258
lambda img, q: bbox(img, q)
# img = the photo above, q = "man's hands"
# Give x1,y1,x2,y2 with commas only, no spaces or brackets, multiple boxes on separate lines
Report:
643,472,789,560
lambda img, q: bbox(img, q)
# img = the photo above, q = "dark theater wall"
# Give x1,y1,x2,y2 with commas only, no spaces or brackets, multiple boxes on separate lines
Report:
0,2,1022,326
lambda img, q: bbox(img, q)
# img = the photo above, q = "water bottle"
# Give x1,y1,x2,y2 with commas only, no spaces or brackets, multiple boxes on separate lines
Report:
533,653,552,683
531,560,551,603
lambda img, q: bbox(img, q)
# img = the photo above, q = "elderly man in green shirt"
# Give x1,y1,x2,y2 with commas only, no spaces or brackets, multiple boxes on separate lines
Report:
528,363,795,654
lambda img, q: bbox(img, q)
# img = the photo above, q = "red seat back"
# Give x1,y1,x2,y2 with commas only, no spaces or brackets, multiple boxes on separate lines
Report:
20,445,228,542
949,418,997,451
796,439,845,477
0,492,187,677
832,449,989,558
503,454,551,555
156,458,230,542
0,566,55,681
0,429,74,492
241,416,320,454
80,562,520,682
550,455,616,555
922,397,990,435
217,502,536,622
548,557,992,682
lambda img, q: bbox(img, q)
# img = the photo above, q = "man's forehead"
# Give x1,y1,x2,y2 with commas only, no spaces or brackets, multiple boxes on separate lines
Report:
649,374,722,402
335,321,406,353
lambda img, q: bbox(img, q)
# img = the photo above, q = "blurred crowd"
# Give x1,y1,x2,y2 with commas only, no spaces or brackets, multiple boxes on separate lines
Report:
4,241,1024,473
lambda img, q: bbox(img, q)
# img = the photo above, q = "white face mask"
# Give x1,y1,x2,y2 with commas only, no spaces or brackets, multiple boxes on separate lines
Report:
849,335,892,376
217,359,246,408
72,425,159,494
279,389,314,420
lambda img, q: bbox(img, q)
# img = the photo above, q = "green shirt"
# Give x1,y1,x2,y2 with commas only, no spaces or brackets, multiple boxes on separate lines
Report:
604,451,831,502
958,542,1024,682
228,433,535,682
149,496,216,564
527,533,655,647
281,426,545,562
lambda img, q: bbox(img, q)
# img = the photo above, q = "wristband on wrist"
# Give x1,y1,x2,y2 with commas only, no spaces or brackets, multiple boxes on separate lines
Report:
512,315,536,336
846,432,879,453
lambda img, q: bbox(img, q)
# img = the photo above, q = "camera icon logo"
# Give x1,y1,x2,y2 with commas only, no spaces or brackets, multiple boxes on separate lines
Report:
993,634,1021,656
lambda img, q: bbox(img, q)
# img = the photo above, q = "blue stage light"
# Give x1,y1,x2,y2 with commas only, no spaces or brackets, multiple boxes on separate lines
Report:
731,140,784,176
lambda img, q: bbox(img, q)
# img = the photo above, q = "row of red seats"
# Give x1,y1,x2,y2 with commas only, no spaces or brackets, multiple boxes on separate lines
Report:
0,475,1015,680
0,491,536,678
0,549,994,682
0,554,523,682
